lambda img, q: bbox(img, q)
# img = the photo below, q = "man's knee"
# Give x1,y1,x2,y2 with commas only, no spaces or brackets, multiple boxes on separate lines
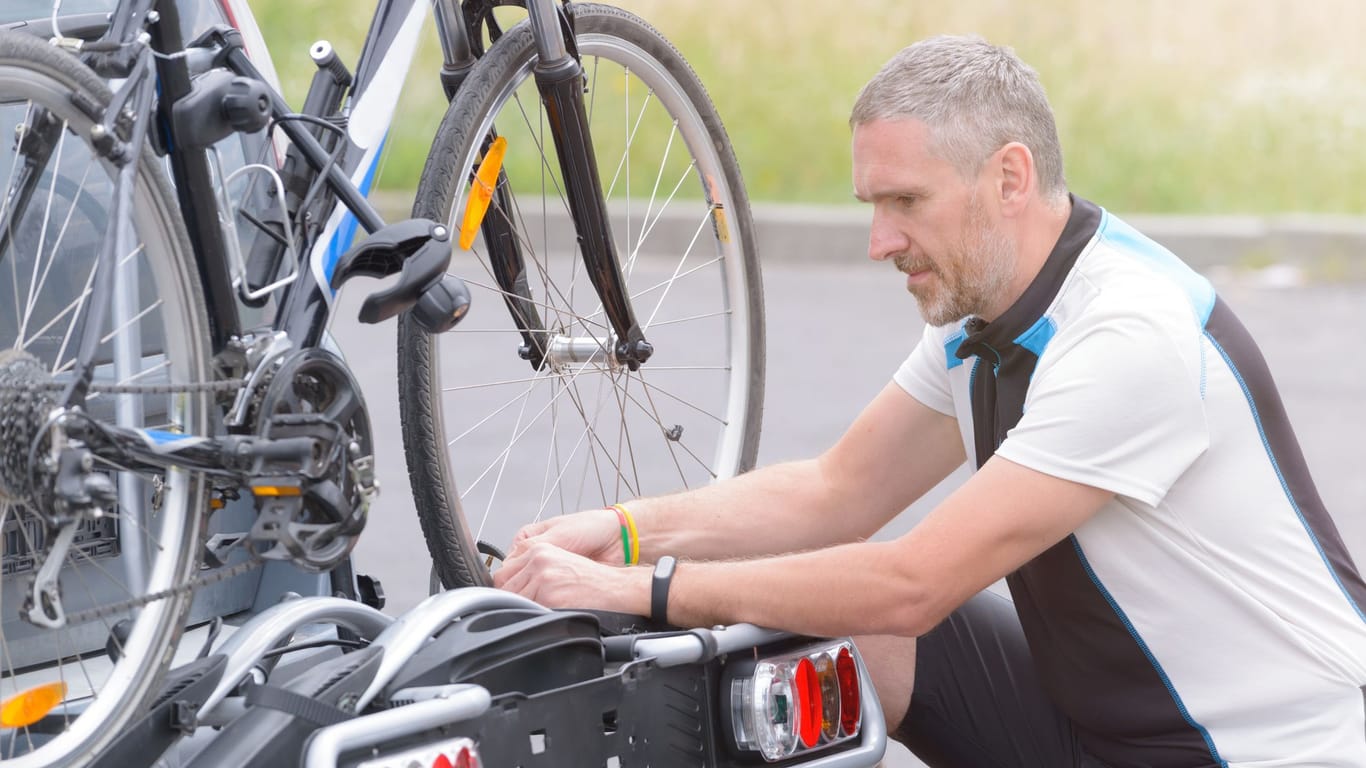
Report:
850,634,916,737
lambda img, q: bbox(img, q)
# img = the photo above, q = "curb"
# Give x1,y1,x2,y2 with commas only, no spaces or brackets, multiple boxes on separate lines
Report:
371,191,1366,282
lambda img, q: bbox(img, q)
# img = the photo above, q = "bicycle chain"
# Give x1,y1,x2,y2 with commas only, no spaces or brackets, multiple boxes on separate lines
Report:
0,371,267,624
8,378,248,395
61,553,266,626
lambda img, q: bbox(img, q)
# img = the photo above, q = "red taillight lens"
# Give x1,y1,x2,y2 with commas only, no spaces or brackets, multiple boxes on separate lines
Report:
835,645,861,736
793,656,821,748
453,745,479,768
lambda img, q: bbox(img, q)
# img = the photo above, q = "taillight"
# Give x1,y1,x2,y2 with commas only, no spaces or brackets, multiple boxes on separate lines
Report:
793,656,821,748
836,645,861,737
727,641,864,762
354,737,481,768
813,651,841,741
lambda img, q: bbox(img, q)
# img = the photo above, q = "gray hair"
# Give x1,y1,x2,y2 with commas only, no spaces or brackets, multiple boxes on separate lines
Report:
851,35,1067,199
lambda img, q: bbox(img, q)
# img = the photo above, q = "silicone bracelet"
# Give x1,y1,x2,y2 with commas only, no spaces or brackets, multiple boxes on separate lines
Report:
610,506,632,565
613,503,639,565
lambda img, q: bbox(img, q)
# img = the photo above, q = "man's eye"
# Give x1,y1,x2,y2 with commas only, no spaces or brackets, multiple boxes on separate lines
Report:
897,195,918,207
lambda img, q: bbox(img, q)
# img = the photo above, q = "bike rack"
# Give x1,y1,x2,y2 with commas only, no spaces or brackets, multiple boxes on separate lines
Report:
302,685,492,768
196,596,392,722
356,587,547,710
189,590,887,767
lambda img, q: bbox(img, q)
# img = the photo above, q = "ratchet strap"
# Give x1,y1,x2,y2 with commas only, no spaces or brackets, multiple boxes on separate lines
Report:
244,682,353,727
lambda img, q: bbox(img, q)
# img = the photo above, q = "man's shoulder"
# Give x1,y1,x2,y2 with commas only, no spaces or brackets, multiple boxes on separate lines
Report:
1067,208,1216,329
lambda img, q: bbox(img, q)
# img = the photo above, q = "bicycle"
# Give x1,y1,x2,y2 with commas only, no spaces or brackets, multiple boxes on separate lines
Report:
0,0,763,763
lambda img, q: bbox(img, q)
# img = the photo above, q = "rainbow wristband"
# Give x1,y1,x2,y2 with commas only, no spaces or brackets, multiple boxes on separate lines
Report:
612,503,639,565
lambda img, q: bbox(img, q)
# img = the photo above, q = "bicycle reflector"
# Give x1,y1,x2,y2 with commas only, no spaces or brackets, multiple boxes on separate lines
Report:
0,681,66,728
726,642,863,761
459,136,508,250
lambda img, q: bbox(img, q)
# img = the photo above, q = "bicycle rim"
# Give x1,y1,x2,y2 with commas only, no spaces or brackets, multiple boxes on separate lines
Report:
404,5,763,586
0,31,210,766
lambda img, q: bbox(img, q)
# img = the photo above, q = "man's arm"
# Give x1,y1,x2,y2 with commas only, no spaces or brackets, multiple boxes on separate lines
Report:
517,382,966,564
497,454,1112,636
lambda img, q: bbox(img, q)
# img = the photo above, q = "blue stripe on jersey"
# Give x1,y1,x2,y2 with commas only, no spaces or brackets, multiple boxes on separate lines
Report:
1207,332,1366,623
1098,211,1216,326
944,329,966,369
1070,536,1228,767
1013,315,1057,358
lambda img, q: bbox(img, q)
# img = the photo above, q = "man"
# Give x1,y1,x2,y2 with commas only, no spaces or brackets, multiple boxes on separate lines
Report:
494,35,1366,766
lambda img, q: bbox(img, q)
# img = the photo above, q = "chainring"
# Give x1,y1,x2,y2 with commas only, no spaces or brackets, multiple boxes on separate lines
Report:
247,347,375,569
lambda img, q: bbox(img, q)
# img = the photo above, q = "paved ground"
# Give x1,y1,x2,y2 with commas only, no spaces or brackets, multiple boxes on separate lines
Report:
341,257,1364,767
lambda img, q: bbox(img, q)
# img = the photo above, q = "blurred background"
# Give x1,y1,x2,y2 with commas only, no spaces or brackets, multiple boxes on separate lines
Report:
254,0,1366,215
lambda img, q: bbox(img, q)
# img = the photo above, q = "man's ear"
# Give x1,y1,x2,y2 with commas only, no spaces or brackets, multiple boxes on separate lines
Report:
997,142,1034,217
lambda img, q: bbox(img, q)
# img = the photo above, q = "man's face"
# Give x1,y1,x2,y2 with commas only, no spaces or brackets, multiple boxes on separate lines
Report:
852,119,1016,327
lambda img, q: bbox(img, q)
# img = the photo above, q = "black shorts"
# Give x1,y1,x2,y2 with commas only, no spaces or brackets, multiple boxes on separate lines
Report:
895,590,1110,768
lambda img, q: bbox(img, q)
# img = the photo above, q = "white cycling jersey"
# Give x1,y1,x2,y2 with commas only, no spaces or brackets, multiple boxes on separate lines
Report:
896,196,1366,766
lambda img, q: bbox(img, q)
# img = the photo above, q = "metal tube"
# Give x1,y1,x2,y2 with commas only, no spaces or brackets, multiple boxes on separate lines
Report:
630,623,791,667
525,0,567,62
197,597,393,720
431,0,472,64
357,587,547,708
304,686,491,768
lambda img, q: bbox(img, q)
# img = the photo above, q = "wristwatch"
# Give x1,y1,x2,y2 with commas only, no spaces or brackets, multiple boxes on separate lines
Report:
651,555,677,625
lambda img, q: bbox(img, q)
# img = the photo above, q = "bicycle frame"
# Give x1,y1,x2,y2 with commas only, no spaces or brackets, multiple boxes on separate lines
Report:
56,0,653,408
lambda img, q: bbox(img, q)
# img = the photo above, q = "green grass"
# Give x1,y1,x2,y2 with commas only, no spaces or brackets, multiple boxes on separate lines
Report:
247,0,1366,213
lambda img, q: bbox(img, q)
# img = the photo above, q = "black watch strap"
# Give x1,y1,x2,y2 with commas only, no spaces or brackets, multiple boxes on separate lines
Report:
651,555,677,624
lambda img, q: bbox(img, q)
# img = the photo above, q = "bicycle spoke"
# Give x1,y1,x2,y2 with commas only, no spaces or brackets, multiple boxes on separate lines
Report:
645,308,732,330
98,298,161,345
17,122,69,345
23,161,93,333
631,375,728,426
510,92,573,220
51,244,143,375
625,370,691,487
626,371,717,479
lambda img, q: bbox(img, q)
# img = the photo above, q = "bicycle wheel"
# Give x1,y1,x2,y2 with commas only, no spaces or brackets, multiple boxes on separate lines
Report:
0,30,212,766
400,4,764,588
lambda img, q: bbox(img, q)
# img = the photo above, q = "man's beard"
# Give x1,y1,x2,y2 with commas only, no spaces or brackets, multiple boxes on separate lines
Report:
895,198,1015,327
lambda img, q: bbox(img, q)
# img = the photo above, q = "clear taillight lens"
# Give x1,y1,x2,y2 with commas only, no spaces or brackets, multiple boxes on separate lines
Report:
733,660,800,760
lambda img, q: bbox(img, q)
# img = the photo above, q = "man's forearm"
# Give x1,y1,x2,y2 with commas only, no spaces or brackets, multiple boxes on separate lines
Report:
626,459,858,563
662,540,933,637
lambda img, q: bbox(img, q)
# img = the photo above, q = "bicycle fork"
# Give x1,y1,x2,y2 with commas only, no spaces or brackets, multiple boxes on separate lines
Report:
494,1,652,372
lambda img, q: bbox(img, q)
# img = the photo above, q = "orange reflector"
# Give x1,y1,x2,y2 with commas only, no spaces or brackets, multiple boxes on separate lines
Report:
458,136,508,250
813,651,840,741
251,485,302,497
1,682,66,728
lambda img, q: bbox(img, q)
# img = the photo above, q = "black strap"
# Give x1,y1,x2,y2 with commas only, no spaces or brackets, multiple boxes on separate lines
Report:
244,683,353,727
651,555,677,625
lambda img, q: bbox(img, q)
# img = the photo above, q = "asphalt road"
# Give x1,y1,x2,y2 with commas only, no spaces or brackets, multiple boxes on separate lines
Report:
340,257,1365,768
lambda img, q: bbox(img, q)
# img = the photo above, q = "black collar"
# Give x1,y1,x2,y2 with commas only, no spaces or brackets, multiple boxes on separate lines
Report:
957,195,1101,358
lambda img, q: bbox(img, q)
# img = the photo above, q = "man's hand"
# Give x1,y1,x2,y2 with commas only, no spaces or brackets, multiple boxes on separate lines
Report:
494,541,650,615
506,507,627,565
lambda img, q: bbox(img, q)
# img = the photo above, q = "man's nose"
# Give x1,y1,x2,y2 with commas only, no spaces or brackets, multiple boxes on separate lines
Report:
868,208,909,262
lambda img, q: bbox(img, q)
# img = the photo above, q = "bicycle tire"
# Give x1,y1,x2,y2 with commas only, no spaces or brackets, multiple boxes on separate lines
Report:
0,29,212,767
399,3,764,589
